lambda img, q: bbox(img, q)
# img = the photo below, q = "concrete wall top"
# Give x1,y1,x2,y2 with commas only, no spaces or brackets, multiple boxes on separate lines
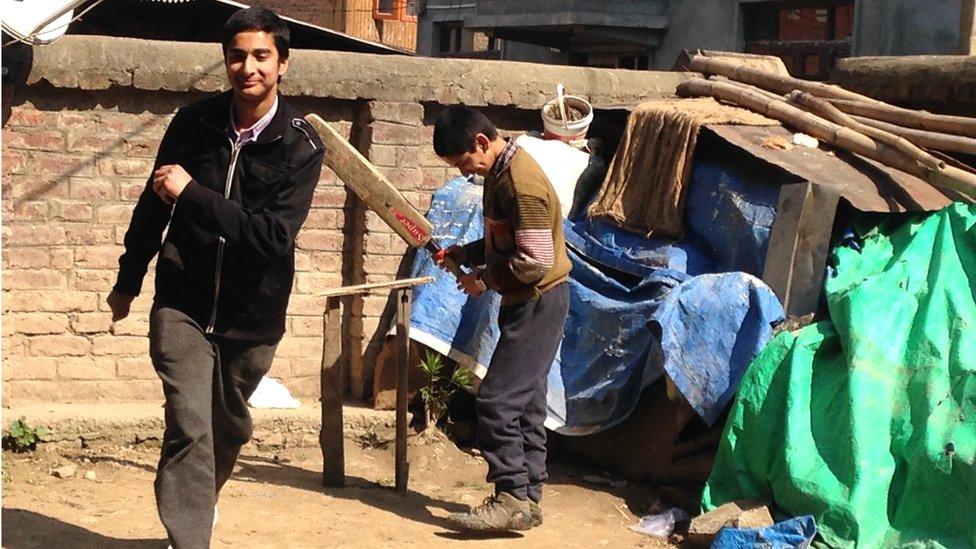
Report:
26,35,694,109
832,55,976,107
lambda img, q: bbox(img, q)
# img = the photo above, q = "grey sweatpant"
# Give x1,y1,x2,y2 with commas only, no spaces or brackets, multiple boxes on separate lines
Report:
477,282,570,503
149,305,278,549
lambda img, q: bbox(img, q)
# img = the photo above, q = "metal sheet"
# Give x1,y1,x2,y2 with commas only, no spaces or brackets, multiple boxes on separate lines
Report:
704,124,956,213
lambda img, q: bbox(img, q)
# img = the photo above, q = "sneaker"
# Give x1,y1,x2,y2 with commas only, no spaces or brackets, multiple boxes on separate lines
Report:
529,500,542,527
447,492,533,532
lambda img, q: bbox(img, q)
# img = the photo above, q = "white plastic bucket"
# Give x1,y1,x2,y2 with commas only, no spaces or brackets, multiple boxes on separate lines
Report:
541,95,593,142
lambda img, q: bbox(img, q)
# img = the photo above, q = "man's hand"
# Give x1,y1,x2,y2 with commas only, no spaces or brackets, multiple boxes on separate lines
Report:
456,270,486,297
107,290,135,322
152,164,192,204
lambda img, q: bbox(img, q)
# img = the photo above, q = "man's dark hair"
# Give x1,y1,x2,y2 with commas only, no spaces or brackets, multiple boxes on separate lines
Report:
221,8,290,60
433,105,499,157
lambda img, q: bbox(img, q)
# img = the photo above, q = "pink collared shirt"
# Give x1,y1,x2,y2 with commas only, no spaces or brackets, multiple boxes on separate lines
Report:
232,96,279,146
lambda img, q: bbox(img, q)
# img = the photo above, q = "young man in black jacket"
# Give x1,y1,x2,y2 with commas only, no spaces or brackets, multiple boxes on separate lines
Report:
106,8,323,548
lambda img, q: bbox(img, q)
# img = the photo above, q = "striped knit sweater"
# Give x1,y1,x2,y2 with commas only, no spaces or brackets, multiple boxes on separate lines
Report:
462,141,571,305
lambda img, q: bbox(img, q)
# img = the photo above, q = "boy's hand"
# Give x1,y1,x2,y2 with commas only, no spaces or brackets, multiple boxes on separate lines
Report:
107,290,135,322
434,245,467,271
153,164,192,204
456,270,486,297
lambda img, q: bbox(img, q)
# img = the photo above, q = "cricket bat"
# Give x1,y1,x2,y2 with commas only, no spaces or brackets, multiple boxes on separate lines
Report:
304,114,484,290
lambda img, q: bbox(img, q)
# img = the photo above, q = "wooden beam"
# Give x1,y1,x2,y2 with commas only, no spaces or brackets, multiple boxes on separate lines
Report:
762,181,841,317
317,276,434,298
395,288,412,495
320,296,345,487
961,0,976,55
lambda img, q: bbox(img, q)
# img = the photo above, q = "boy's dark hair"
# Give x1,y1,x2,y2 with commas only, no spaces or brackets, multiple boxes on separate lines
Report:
221,8,290,60
433,105,499,157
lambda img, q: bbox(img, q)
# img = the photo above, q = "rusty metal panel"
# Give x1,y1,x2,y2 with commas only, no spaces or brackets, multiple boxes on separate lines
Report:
704,124,955,213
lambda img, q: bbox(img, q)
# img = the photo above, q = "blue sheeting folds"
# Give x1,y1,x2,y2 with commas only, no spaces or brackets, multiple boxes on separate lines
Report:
404,162,784,435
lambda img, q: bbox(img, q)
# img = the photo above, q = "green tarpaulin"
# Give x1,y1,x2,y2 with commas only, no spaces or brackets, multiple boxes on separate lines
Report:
702,203,976,548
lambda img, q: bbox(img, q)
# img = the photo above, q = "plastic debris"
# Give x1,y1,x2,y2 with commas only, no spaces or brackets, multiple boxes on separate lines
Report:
247,376,301,409
630,507,690,538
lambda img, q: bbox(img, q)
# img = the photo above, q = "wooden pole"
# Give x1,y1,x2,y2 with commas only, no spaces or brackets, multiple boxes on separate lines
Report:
676,78,976,199
960,0,976,55
320,296,345,487
850,115,976,156
688,54,878,103
825,98,976,139
394,288,412,495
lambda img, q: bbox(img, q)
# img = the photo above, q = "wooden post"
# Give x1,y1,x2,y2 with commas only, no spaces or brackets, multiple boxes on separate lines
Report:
762,181,842,317
395,288,412,495
320,296,345,487
960,0,976,55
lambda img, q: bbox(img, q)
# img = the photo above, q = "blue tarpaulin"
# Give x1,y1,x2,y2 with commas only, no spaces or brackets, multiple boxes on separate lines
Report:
404,163,784,434
711,516,818,549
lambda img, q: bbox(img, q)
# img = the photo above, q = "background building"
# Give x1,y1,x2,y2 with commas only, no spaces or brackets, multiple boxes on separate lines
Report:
417,0,973,78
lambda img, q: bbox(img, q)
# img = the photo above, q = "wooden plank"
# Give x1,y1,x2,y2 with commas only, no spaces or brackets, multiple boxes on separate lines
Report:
304,114,434,248
320,296,345,487
762,181,841,317
395,288,412,495
790,183,841,315
317,276,434,297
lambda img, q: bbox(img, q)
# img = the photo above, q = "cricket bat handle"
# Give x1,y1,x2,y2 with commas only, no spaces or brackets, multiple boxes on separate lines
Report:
426,241,487,293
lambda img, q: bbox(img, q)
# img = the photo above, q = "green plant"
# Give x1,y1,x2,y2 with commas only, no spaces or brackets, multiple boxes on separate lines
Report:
418,351,472,430
3,416,46,453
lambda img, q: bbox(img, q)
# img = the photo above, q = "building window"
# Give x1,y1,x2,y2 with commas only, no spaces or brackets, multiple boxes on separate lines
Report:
743,1,854,80
374,0,417,22
437,21,463,55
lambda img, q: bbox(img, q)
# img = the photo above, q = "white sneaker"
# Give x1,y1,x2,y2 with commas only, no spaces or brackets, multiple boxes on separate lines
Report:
166,507,218,549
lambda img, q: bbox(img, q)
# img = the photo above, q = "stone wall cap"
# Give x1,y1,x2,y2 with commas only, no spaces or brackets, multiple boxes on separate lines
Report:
26,35,695,109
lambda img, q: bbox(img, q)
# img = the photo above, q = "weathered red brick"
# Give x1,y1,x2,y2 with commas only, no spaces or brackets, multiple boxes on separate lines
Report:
4,201,49,221
4,357,59,380
98,157,154,177
30,335,91,356
311,188,349,208
6,313,69,335
370,121,425,145
363,255,405,275
75,246,123,269
296,230,344,251
73,270,116,292
7,106,49,127
5,129,66,152
6,224,67,246
66,225,114,245
49,248,74,269
69,177,116,200
28,152,95,178
3,248,50,269
3,269,66,290
10,175,70,200
57,357,114,380
303,209,341,230
3,150,26,175
368,144,398,167
116,357,155,379
368,101,424,125
96,204,134,224
52,201,94,222
294,272,343,293
70,312,113,334
3,290,98,313
91,335,146,356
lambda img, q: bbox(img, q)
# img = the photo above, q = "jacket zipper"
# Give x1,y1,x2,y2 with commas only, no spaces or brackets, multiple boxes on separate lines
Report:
206,136,242,334
201,115,284,335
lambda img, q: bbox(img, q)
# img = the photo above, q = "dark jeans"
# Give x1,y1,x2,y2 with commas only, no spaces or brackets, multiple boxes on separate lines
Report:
149,305,278,549
477,283,570,503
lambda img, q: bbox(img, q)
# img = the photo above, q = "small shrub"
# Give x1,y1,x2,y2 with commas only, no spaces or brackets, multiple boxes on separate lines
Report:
418,351,472,430
3,416,46,453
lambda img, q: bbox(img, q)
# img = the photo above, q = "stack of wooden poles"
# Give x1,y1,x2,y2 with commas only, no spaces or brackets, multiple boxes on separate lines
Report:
678,55,976,200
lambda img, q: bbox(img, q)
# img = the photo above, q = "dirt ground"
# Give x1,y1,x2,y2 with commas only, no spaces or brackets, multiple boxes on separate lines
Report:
2,430,680,548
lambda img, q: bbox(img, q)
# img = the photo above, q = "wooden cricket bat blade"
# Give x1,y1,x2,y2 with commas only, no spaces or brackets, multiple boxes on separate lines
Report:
304,113,434,248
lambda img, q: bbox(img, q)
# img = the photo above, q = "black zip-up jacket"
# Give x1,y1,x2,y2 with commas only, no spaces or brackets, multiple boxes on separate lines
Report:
114,91,324,341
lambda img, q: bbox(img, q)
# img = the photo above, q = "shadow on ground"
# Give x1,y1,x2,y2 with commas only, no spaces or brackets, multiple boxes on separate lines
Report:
234,454,527,539
2,508,163,549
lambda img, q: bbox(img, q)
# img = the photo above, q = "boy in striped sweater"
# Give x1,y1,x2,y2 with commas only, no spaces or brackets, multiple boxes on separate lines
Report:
434,105,571,532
